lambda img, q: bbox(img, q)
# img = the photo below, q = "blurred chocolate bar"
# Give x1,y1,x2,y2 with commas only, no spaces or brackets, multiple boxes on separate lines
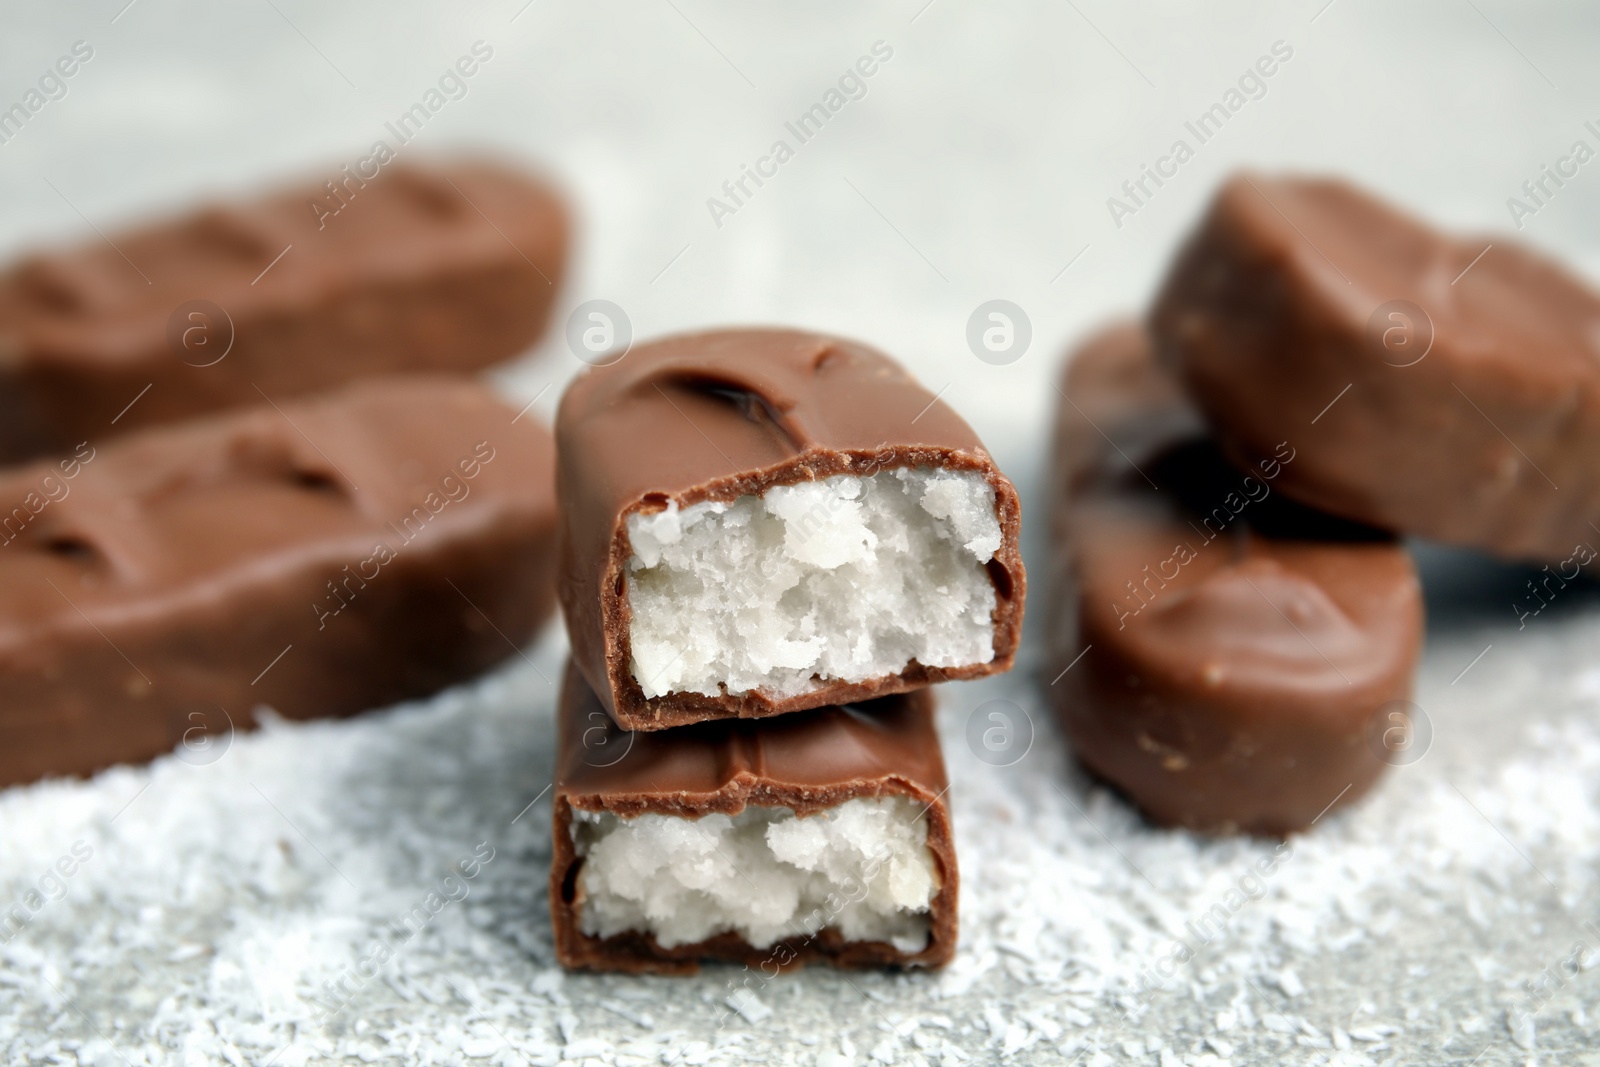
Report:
1049,322,1424,834
0,159,567,460
0,376,557,786
1153,171,1600,565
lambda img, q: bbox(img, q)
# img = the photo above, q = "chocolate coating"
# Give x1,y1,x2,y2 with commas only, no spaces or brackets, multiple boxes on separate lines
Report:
1153,171,1600,564
556,327,1025,731
0,158,567,460
0,377,558,787
551,661,957,974
1048,322,1424,835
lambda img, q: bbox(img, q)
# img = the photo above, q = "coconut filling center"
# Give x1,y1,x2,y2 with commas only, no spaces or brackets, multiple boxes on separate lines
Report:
572,797,939,952
625,467,1003,700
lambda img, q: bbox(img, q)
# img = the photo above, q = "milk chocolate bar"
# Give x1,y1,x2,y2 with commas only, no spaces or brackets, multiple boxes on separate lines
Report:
0,377,557,787
550,661,957,974
1153,171,1600,564
556,327,1025,731
0,158,567,460
1049,322,1423,834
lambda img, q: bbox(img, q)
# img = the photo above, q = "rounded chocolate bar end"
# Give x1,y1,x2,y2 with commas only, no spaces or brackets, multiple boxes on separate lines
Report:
1058,545,1422,836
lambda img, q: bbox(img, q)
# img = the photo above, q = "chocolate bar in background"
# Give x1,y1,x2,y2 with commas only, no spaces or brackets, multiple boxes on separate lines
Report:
556,327,1025,732
1153,171,1600,565
1048,322,1424,835
550,661,957,974
0,377,558,788
0,158,568,461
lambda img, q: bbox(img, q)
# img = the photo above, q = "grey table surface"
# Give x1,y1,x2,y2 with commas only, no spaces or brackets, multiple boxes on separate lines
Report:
3,2,1600,1064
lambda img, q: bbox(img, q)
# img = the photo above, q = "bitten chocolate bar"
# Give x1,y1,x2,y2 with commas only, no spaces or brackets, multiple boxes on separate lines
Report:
556,327,1025,731
0,158,567,460
0,377,557,787
550,661,957,974
1048,322,1423,835
1152,171,1600,565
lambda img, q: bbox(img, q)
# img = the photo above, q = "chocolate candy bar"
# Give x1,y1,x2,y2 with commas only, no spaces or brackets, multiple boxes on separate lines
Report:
1049,322,1423,834
556,327,1025,731
550,661,957,973
1153,172,1600,564
0,159,567,460
0,377,557,787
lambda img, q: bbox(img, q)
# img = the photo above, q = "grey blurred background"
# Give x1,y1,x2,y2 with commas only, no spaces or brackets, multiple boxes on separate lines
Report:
6,0,1600,493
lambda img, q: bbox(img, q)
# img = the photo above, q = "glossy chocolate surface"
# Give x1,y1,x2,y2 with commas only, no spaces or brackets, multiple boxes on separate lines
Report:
556,327,1025,731
0,377,558,787
0,158,567,460
1153,172,1600,564
551,661,957,973
1049,322,1424,835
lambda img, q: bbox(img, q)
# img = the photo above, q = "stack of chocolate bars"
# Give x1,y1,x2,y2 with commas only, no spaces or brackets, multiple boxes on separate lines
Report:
546,327,1026,973
1047,320,1422,835
0,159,570,787
1048,171,1600,835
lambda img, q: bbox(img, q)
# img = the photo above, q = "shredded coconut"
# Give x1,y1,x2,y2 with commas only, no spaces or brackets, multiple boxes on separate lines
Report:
572,798,937,951
625,468,1002,700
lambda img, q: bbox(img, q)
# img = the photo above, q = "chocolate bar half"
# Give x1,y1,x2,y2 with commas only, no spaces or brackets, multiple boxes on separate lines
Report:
556,327,1025,731
1049,322,1424,834
1153,171,1600,565
0,377,557,787
551,661,957,973
0,158,567,460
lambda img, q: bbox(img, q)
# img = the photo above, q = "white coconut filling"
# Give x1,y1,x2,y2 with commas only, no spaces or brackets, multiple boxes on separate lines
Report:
573,797,939,952
625,467,1003,700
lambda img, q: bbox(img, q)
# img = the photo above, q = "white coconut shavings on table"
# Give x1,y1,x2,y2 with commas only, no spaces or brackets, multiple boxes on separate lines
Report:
4,590,1600,1066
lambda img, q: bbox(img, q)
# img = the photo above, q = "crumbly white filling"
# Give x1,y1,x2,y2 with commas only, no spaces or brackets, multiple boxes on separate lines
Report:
625,467,1003,700
572,797,938,952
